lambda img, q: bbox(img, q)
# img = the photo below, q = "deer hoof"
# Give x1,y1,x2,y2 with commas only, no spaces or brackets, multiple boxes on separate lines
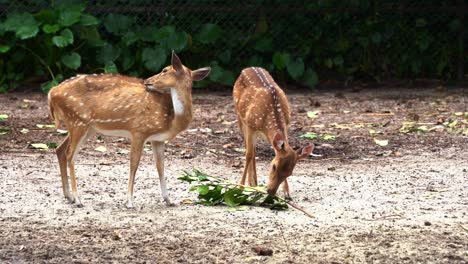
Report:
284,195,293,201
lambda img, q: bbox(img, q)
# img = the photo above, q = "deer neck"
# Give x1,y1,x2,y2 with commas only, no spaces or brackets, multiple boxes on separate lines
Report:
170,86,193,126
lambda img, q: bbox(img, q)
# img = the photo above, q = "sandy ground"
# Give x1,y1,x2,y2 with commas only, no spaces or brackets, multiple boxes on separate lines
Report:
0,87,467,263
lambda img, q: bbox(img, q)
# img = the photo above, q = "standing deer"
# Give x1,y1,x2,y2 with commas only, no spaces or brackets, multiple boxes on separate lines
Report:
48,52,210,207
233,67,314,199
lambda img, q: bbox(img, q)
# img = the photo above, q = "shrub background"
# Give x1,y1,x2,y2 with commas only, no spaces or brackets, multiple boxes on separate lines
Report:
0,0,465,93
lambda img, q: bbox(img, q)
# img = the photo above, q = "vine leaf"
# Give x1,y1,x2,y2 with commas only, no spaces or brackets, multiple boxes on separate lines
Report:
52,29,74,48
61,52,81,70
3,12,40,39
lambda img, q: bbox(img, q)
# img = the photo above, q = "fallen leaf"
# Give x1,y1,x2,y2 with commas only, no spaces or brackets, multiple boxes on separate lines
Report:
112,230,122,240
95,146,107,152
373,138,389,147
307,110,319,119
368,129,383,135
0,128,10,135
23,99,37,103
299,132,318,139
20,128,30,134
233,148,246,153
30,143,49,150
181,198,194,204
56,129,68,135
252,246,273,256
454,112,463,116
116,149,129,155
322,134,336,140
343,110,351,114
0,114,8,120
223,143,234,149
447,120,458,127
36,124,55,129
327,166,336,171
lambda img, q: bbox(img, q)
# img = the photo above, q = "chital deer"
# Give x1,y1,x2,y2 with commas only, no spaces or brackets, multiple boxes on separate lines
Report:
233,67,314,199
48,52,210,207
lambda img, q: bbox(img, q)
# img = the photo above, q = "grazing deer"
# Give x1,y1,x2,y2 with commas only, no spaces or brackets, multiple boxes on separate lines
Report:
48,52,210,207
233,67,314,199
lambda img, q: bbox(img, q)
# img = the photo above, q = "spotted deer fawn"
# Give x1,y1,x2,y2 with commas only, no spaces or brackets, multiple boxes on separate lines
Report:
233,67,314,199
48,52,210,207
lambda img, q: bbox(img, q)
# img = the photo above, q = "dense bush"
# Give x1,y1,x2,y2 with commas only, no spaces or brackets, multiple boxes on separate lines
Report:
0,0,464,93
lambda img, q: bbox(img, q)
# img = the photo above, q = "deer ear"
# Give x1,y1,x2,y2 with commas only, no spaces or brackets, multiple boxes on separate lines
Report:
273,132,285,152
192,67,211,81
171,51,183,73
297,144,314,160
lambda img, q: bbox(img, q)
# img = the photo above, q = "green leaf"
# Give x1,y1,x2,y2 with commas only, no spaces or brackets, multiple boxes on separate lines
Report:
0,45,10,53
287,58,305,80
299,132,318,139
42,24,60,34
272,52,291,70
58,9,81,27
52,29,74,48
97,44,120,64
304,68,319,88
167,31,188,52
104,62,119,74
79,26,105,47
218,50,231,64
36,124,55,129
122,31,139,46
41,76,62,94
0,114,8,120
3,12,40,39
322,134,336,140
141,47,166,71
325,58,333,68
80,14,99,26
103,14,135,35
196,23,222,44
333,55,344,66
371,32,382,44
307,110,319,119
153,25,175,42
61,52,81,70
224,189,248,207
197,185,210,195
253,37,273,52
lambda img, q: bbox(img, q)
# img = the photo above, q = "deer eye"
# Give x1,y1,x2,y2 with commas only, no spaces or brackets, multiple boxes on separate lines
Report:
162,68,168,73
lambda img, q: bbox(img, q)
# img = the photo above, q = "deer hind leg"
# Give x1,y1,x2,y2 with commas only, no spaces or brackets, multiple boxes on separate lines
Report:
56,136,71,202
126,135,145,208
151,141,173,206
66,126,91,207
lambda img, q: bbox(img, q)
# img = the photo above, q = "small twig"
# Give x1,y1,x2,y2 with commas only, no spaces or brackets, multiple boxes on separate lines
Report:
460,224,468,232
274,218,293,256
363,213,405,221
232,181,316,219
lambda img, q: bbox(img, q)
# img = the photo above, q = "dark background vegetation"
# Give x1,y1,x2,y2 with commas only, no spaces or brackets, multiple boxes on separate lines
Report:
0,0,466,93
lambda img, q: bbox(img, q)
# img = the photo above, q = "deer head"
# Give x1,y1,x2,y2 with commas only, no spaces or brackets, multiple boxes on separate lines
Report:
145,51,211,93
266,132,314,195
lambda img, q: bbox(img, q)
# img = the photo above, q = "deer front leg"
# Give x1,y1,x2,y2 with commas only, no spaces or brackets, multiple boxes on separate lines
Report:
241,127,257,186
151,141,174,206
126,135,145,209
283,179,292,201
56,136,72,202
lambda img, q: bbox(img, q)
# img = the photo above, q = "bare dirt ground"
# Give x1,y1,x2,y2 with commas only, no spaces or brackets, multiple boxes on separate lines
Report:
0,86,467,263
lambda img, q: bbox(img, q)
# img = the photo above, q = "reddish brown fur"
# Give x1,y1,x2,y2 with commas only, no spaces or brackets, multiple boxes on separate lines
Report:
48,52,210,207
233,67,313,198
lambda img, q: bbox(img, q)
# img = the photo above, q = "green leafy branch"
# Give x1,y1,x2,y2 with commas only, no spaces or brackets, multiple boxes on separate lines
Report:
179,169,315,218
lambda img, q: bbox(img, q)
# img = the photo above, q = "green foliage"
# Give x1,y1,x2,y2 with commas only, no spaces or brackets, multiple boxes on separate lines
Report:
179,169,288,210
0,2,462,93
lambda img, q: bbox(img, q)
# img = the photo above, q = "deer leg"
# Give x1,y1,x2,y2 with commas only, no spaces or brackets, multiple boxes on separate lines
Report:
151,141,173,206
283,179,292,201
241,128,257,187
126,135,145,208
66,127,90,207
56,136,71,202
248,137,258,186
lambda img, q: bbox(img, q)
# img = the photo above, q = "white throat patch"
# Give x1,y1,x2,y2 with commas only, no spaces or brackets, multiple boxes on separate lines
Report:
170,88,184,115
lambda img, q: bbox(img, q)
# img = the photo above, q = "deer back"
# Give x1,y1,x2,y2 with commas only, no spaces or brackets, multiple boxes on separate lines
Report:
233,67,291,141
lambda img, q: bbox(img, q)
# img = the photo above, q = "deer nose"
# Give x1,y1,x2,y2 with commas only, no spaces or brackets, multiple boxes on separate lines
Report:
266,187,276,196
